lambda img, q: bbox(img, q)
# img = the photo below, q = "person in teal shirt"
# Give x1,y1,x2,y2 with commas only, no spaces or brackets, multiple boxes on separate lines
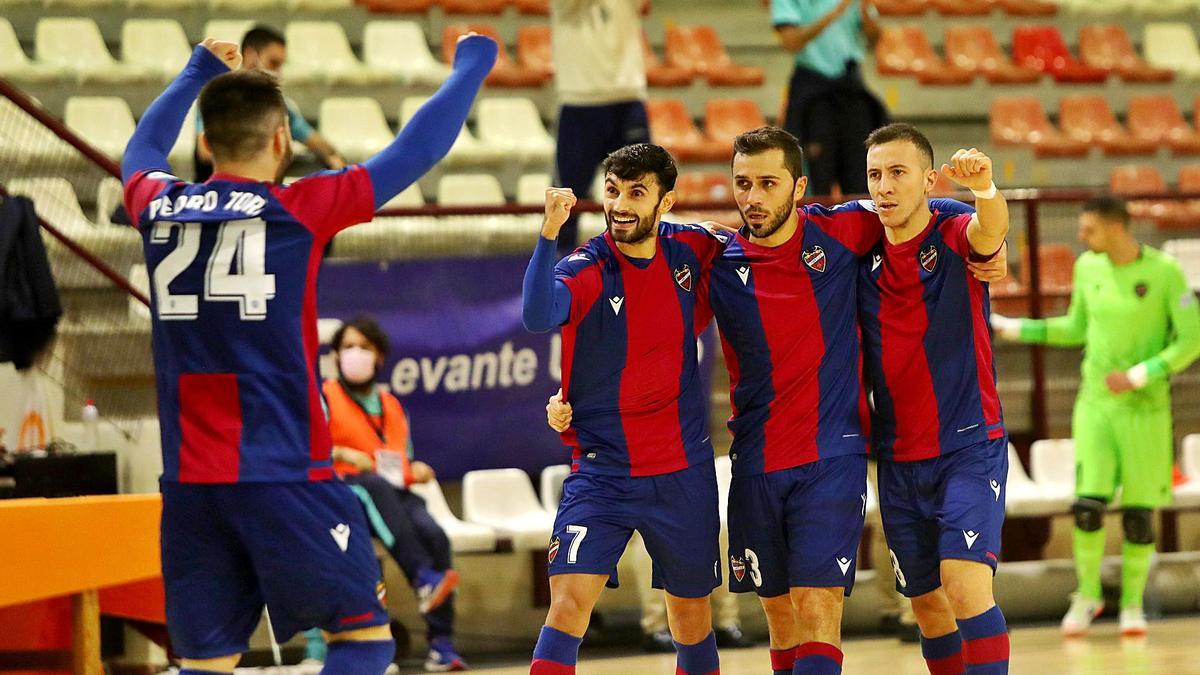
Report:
194,25,345,181
772,0,886,197
993,196,1200,638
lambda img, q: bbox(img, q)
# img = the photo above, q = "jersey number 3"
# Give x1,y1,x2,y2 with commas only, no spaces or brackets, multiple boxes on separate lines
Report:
151,218,277,321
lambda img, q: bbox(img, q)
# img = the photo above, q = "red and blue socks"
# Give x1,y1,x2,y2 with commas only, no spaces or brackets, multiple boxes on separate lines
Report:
793,642,843,674
920,630,965,674
771,646,797,675
959,606,1009,674
673,631,720,675
531,625,582,674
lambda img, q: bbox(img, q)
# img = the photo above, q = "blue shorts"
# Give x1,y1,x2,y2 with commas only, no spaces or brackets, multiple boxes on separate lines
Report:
547,459,721,599
878,436,1009,598
161,480,389,659
727,454,867,597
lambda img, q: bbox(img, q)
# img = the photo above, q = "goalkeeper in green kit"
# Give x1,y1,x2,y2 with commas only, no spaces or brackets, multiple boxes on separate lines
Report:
992,196,1200,638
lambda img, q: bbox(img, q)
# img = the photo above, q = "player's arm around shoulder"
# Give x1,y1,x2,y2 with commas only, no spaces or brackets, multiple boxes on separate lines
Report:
940,148,1009,258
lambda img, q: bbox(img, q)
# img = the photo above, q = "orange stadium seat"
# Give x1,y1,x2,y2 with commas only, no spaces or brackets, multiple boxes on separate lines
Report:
1182,166,1200,193
1127,95,1200,155
944,26,1042,84
1024,244,1076,295
362,0,434,12
442,24,548,87
873,0,927,16
1165,166,1200,227
643,33,693,87
516,25,553,79
674,172,733,205
1059,95,1158,156
995,0,1056,16
646,99,727,163
664,25,764,87
1110,165,1180,223
929,0,990,16
875,26,974,85
512,0,549,14
703,99,767,159
1012,26,1108,83
1078,25,1173,83
989,97,1088,157
440,0,507,14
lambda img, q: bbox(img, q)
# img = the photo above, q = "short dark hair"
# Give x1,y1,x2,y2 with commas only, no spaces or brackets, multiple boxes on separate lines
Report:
198,70,287,163
1082,195,1130,227
732,126,805,181
865,123,935,169
241,25,286,54
601,143,678,196
332,315,391,357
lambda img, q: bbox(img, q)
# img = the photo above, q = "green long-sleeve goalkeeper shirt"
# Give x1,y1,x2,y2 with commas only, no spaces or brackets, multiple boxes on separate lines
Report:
1016,246,1200,404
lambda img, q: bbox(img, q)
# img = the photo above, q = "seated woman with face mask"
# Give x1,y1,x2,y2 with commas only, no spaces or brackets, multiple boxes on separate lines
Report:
320,315,467,673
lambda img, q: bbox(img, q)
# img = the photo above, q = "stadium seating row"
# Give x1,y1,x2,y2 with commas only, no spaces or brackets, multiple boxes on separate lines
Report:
990,95,1200,157
877,22,1200,84
0,0,547,12
0,17,761,89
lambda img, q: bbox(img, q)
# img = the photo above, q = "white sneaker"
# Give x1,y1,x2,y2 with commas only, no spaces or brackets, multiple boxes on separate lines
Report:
1061,593,1104,637
1120,607,1148,636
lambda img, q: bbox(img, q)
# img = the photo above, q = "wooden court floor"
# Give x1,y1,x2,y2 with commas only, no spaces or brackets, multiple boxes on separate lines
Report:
458,615,1200,675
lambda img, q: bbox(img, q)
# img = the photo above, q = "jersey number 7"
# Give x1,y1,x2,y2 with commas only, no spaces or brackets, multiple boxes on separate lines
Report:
151,218,277,321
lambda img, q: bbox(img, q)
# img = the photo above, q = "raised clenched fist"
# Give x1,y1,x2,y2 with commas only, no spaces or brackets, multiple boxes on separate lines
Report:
940,148,993,193
200,38,242,71
542,187,577,239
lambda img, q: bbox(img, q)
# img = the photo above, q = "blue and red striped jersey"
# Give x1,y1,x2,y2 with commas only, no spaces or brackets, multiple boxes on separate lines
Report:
124,167,376,483
557,222,724,477
857,210,1005,462
706,201,880,477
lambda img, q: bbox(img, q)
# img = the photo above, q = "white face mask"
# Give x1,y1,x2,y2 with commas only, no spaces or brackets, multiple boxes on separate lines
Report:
339,346,376,385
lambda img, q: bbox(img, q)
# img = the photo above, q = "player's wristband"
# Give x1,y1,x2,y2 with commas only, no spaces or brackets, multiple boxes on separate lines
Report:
971,182,998,200
990,314,1021,340
1126,363,1149,390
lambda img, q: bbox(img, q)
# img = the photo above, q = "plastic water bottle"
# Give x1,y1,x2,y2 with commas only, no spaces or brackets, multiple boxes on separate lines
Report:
82,399,99,452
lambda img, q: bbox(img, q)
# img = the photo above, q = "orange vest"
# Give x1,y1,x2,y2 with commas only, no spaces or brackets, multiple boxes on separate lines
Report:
322,379,413,482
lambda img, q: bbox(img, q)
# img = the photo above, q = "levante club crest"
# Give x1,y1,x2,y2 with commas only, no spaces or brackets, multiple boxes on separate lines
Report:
802,245,826,273
674,264,693,292
920,245,939,273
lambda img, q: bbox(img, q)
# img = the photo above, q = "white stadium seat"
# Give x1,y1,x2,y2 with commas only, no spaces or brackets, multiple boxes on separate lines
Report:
168,106,197,179
380,183,425,210
65,96,136,162
437,174,506,206
462,468,554,550
408,480,499,553
127,263,152,322
477,98,555,163
363,21,451,86
285,0,352,10
285,22,391,85
539,464,571,513
8,177,93,235
1163,239,1200,292
35,18,150,84
516,173,551,206
121,19,192,82
318,97,394,164
0,18,62,82
1029,438,1078,506
95,176,124,226
401,97,508,166
1143,23,1200,78
208,0,276,11
1006,443,1073,517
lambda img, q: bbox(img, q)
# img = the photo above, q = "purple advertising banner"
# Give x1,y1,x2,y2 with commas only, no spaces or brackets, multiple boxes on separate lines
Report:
318,255,718,480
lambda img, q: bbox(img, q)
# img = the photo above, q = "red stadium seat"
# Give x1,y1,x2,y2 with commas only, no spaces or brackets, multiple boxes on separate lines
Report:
643,33,693,87
989,97,1088,157
1024,244,1075,295
674,172,733,205
1059,96,1157,156
995,0,1056,15
704,99,767,159
664,25,764,87
929,0,990,16
442,24,548,87
873,0,928,16
1127,95,1200,155
875,26,974,85
512,0,549,15
1012,26,1108,83
1109,165,1180,223
440,0,506,14
1079,25,1173,84
516,25,553,79
944,26,1041,84
362,0,434,12
646,99,727,163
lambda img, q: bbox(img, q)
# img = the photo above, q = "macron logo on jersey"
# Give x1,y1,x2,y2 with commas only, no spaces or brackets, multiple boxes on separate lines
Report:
991,480,1002,501
837,557,853,576
609,296,624,315
736,266,751,285
963,530,980,549
568,254,589,263
330,523,351,552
